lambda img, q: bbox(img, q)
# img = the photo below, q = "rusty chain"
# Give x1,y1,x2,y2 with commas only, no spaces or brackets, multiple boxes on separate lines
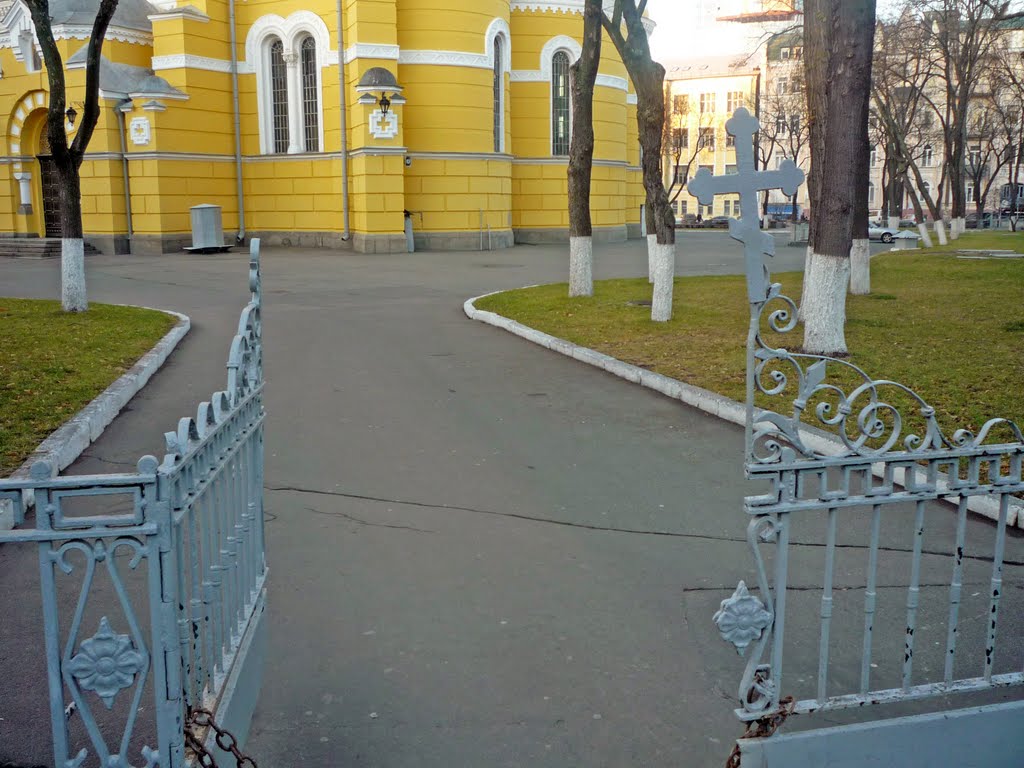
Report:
724,695,796,768
185,707,258,768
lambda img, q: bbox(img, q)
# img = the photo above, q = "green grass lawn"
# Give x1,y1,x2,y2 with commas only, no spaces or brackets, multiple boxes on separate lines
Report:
926,230,1024,253
0,300,177,475
475,251,1024,440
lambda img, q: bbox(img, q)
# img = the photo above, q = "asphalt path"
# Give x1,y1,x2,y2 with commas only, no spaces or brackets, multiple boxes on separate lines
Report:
1,232,1018,768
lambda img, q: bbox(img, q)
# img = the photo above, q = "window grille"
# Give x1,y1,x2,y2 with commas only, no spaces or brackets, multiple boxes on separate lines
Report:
552,51,571,156
301,37,319,152
700,92,715,113
699,127,715,150
727,91,744,113
493,37,503,152
270,39,289,154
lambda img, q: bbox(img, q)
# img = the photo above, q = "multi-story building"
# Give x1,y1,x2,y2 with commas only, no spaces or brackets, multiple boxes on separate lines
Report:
663,55,761,219
0,0,649,254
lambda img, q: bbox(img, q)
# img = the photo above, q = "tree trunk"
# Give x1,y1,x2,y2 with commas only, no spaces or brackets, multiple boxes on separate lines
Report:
56,158,87,311
802,0,876,353
904,178,933,248
801,0,829,321
849,83,871,297
567,0,602,298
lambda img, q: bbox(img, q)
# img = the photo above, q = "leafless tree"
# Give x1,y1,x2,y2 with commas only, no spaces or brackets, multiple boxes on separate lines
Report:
661,87,713,214
601,0,676,321
801,0,877,354
567,0,603,297
914,0,1004,237
25,0,120,312
990,37,1024,229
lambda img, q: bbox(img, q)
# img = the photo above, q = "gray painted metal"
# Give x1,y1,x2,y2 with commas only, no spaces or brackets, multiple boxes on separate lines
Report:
738,699,1024,767
0,240,266,767
690,109,1024,760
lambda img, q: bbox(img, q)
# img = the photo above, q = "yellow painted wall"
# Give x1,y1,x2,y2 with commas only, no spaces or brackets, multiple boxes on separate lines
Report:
0,1,644,248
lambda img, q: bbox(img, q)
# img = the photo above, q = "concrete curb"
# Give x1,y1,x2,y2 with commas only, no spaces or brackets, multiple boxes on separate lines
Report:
464,292,1024,529
0,307,191,529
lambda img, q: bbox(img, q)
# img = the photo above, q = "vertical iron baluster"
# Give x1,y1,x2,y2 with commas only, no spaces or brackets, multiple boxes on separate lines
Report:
223,450,239,646
233,448,245,631
771,516,790,712
171,474,194,708
187,480,204,706
817,507,838,704
153,468,185,767
860,504,882,693
984,493,1010,681
208,441,225,678
944,496,969,684
36,483,70,765
256,422,266,577
242,418,256,607
902,501,926,690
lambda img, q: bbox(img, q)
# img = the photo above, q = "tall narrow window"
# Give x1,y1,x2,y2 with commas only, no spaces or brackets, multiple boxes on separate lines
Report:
269,38,289,154
552,51,571,156
301,36,319,152
493,36,503,152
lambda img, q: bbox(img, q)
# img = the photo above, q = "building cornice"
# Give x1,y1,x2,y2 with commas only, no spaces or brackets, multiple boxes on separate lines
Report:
152,54,234,73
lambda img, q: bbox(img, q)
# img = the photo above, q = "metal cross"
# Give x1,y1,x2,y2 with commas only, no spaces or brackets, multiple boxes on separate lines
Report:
687,108,805,303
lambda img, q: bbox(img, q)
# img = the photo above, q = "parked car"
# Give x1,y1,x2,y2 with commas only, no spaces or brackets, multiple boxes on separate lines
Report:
867,225,902,244
706,215,731,229
965,212,994,229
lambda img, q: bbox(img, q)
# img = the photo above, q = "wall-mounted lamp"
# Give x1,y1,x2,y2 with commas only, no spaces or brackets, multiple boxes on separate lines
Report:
65,105,78,127
378,92,391,117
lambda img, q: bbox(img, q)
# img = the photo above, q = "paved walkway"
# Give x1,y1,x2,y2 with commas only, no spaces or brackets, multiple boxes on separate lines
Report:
1,234,1017,767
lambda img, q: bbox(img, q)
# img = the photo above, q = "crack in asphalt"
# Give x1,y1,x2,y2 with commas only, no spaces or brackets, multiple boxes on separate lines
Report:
302,505,434,534
265,484,1024,567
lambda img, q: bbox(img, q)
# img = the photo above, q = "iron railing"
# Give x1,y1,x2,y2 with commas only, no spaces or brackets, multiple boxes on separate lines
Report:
0,240,266,767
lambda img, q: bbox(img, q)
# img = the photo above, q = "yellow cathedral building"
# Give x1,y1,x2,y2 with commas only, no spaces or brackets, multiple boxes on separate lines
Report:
0,0,649,254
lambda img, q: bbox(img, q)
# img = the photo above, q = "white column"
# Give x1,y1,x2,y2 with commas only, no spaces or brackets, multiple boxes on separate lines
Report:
13,172,32,213
284,52,303,154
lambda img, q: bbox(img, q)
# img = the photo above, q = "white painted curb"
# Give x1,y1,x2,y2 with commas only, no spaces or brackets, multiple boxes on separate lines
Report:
0,307,190,529
464,292,1024,529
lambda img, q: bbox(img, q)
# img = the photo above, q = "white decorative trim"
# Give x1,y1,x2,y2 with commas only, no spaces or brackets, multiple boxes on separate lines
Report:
626,92,638,105
141,100,167,112
398,49,490,69
243,11,332,70
397,18,511,72
596,74,628,91
51,24,153,45
511,2,584,13
485,17,512,72
369,111,399,139
343,43,400,64
347,146,408,158
246,11,328,154
510,2,654,35
129,116,151,145
152,54,233,72
148,6,210,23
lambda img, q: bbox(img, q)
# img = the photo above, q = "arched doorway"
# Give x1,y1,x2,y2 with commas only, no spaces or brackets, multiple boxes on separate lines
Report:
36,123,61,237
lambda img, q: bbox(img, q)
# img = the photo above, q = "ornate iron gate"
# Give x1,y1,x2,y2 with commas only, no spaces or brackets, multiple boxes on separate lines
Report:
0,241,266,767
690,111,1024,766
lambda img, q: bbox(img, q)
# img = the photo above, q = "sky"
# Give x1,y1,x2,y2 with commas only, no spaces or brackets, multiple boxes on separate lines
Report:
645,0,903,65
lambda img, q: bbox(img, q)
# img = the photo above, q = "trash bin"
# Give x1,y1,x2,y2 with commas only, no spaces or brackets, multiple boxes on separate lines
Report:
188,204,226,252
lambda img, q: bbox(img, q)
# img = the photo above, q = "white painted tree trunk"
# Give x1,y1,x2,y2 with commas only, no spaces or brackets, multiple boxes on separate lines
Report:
849,238,870,295
798,244,813,322
650,241,675,322
61,238,87,312
933,219,948,246
646,234,656,283
949,217,960,240
917,222,933,248
568,236,593,297
802,252,849,354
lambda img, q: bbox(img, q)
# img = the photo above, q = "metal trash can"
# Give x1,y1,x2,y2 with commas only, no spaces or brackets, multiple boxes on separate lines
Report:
188,204,226,252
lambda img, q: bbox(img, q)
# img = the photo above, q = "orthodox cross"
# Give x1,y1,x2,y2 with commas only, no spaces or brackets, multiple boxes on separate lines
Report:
687,108,805,303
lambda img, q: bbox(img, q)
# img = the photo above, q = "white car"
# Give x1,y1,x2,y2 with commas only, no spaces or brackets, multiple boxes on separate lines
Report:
867,225,916,244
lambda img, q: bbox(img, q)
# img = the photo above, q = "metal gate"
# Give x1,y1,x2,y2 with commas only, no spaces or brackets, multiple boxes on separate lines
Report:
0,241,266,767
689,111,1024,766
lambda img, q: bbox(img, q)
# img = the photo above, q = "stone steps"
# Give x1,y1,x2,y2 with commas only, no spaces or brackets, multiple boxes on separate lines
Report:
0,239,101,258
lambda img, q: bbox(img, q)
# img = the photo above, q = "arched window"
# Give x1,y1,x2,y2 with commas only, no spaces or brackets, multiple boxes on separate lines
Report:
493,36,504,152
922,144,934,167
300,36,319,152
552,51,571,156
269,38,289,154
